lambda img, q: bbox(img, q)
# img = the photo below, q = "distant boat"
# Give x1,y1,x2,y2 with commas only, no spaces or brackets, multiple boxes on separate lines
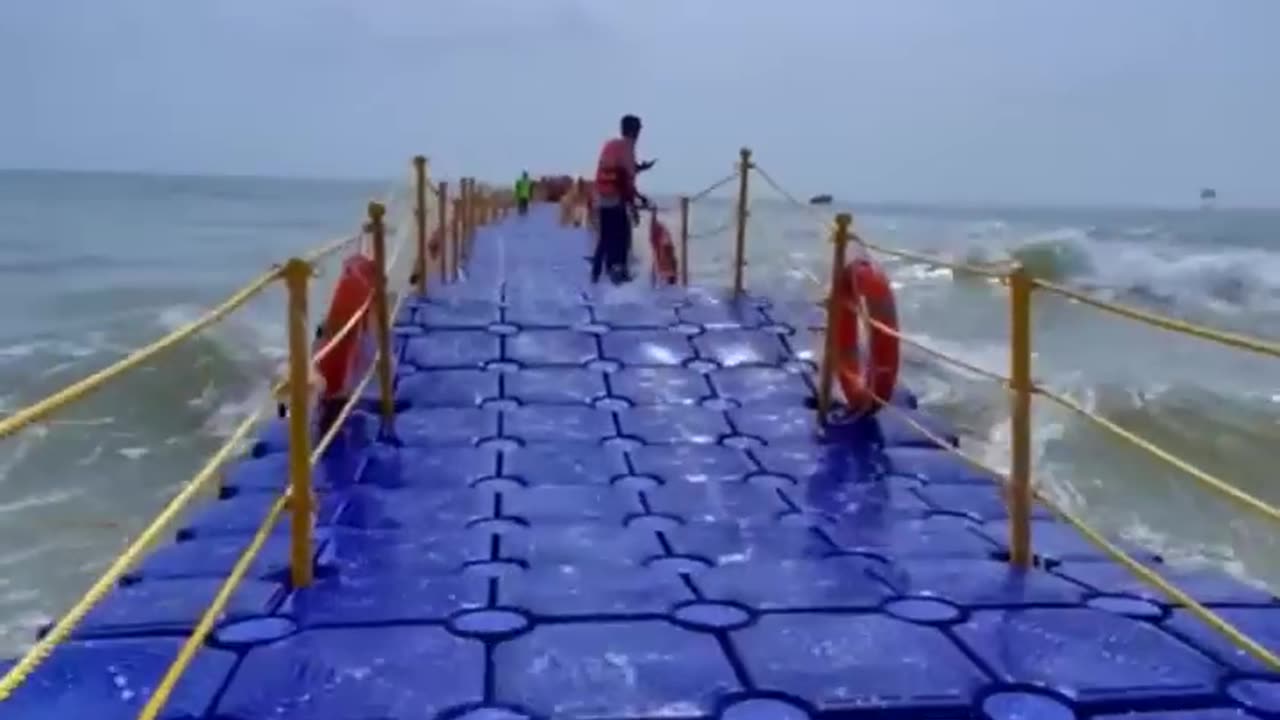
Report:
1200,187,1217,209
809,194,833,205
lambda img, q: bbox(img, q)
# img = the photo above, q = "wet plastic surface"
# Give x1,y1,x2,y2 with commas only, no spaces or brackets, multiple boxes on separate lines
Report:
8,205,1280,719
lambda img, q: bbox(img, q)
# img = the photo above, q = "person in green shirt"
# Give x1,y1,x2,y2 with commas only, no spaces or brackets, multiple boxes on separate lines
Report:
515,171,533,215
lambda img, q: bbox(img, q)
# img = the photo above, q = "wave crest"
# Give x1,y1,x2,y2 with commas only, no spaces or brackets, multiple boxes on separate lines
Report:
950,224,1280,320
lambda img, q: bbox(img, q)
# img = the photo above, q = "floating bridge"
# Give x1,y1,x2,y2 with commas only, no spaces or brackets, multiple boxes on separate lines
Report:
2,156,1280,720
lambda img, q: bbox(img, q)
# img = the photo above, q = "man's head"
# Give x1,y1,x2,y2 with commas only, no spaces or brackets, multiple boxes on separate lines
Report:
521,170,529,178
620,114,642,140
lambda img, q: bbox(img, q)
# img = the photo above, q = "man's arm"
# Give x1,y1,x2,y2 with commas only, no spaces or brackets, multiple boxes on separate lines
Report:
620,172,651,209
616,169,650,224
617,165,638,205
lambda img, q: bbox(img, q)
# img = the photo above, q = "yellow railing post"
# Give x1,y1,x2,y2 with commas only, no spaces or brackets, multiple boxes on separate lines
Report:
412,156,428,295
817,213,851,425
475,181,483,243
1008,264,1034,568
437,180,449,284
469,179,479,252
281,257,313,588
455,193,465,274
733,147,752,295
679,196,690,287
469,177,476,237
455,181,464,259
451,197,462,280
460,178,471,262
366,202,397,427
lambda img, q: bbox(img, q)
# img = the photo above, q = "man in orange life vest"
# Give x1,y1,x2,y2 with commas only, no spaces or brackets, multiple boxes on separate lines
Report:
591,114,656,284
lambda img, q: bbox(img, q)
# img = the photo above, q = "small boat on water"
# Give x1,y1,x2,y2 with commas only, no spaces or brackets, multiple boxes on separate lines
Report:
1201,187,1217,209
809,193,833,205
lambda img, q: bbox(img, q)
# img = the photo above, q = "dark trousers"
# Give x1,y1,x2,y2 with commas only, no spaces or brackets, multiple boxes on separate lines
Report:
517,198,529,214
591,204,631,281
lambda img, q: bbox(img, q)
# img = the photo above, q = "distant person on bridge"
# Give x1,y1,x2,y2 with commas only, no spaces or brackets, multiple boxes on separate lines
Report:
591,114,656,284
515,171,533,216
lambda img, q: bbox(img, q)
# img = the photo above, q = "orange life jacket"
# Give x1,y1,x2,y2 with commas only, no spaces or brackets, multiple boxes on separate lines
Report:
595,138,633,202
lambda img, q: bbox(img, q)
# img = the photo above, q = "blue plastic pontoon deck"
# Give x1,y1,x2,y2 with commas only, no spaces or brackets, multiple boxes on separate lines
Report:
6,204,1280,719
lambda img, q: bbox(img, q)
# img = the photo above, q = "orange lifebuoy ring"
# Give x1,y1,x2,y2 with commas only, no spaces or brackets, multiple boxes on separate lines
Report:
830,258,900,416
649,218,678,285
315,254,378,403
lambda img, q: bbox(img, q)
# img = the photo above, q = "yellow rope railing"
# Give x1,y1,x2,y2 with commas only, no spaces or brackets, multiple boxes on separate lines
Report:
844,285,1280,529
0,267,281,442
856,238,1013,280
0,220,395,693
753,162,1014,280
137,310,393,720
302,231,363,265
0,259,329,700
310,206,417,367
774,198,1279,672
746,155,1280,505
688,171,738,204
0,154,502,707
136,492,288,720
312,295,372,366
0,207,392,447
1034,278,1280,360
706,151,1280,670
854,377,1280,672
137,171,494,720
816,223,1280,525
671,171,744,287
863,311,1011,387
1033,387,1280,526
0,402,268,699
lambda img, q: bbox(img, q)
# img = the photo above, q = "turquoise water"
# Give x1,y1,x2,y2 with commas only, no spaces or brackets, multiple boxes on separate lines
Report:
0,169,1277,654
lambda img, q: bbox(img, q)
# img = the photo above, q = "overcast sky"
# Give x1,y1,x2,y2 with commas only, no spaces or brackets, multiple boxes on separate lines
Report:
2,1,1277,206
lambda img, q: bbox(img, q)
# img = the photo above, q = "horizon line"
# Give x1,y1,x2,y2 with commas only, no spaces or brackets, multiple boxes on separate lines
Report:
0,165,1270,214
